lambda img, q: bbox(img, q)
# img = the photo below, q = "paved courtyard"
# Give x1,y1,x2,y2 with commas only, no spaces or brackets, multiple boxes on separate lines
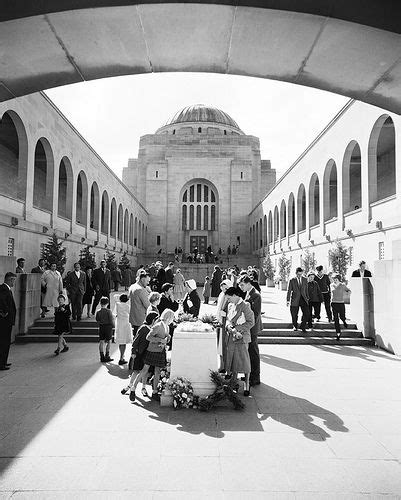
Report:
1,330,401,498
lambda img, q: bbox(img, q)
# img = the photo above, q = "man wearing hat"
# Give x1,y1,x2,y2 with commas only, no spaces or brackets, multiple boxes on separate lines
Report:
183,279,201,317
128,271,151,334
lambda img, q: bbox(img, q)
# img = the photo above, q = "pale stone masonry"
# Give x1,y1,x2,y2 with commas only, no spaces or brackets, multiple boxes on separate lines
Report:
123,104,276,254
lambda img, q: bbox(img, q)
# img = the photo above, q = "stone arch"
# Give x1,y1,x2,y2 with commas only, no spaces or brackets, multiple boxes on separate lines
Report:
268,211,273,244
323,159,338,221
273,206,279,241
90,182,100,230
280,200,287,239
134,216,138,246
263,214,267,246
368,115,396,203
110,198,117,237
76,170,88,226
255,220,259,249
288,192,295,236
297,184,306,232
0,110,29,201
33,137,54,211
342,140,362,213
117,204,123,241
308,173,320,227
58,156,73,220
129,214,134,245
180,178,219,231
124,208,129,243
101,190,109,234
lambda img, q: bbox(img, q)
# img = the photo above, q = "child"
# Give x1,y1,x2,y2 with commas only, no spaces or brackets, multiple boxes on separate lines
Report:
96,296,115,362
331,275,351,340
121,311,159,399
203,276,211,304
53,294,72,355
113,294,132,366
146,291,161,316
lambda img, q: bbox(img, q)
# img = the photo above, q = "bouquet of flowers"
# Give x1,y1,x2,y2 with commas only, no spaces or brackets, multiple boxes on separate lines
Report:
168,376,194,409
200,313,219,328
157,364,170,395
175,320,214,333
175,313,198,324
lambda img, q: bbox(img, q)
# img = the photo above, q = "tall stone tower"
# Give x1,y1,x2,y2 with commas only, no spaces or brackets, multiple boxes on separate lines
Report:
123,104,276,254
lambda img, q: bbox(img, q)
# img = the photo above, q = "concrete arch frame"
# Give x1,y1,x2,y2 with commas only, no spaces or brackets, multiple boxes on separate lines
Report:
308,172,320,228
342,140,362,215
323,159,338,223
32,136,55,212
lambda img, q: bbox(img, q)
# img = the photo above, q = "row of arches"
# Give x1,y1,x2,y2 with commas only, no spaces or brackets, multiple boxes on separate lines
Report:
250,114,396,251
0,110,147,249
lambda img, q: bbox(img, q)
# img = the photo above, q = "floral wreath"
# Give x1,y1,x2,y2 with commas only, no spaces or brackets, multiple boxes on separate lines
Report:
168,377,194,409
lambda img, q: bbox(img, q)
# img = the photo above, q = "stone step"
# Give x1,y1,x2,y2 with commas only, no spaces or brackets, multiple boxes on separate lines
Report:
262,322,357,330
33,319,98,328
260,329,363,338
16,334,100,343
258,336,375,346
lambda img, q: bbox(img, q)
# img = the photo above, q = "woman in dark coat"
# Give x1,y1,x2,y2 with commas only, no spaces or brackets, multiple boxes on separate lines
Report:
82,267,94,318
211,266,223,298
182,279,201,317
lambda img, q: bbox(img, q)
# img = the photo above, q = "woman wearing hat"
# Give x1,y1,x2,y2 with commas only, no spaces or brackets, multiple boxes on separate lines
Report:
183,279,201,317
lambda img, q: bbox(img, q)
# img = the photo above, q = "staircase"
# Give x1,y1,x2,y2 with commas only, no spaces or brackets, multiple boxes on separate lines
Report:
18,318,374,346
16,318,101,343
259,321,375,346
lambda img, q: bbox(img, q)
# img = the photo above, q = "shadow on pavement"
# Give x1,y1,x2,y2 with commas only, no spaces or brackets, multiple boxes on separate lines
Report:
260,353,315,372
313,344,401,362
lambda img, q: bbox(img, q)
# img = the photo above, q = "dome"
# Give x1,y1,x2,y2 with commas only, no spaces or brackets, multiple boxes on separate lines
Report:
161,104,242,132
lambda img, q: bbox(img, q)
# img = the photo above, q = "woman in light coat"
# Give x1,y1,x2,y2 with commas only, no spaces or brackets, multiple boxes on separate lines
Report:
173,269,186,301
41,263,64,315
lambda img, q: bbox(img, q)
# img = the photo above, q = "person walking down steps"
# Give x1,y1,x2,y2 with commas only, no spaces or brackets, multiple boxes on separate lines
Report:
96,297,115,363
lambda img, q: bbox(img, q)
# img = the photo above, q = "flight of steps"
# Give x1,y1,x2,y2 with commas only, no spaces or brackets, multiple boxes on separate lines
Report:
259,321,375,346
16,318,100,343
18,318,375,346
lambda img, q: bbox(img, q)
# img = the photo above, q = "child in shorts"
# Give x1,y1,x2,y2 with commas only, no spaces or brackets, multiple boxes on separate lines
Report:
96,296,115,362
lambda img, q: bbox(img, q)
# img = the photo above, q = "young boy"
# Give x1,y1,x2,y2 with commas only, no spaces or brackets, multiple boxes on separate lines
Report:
203,276,211,304
96,296,115,362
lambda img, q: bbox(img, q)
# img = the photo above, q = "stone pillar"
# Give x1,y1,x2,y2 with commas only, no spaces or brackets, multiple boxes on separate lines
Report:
23,139,35,220
349,277,375,339
360,142,370,224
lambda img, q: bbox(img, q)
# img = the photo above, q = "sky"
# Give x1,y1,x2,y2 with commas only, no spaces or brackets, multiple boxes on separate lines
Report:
45,73,349,180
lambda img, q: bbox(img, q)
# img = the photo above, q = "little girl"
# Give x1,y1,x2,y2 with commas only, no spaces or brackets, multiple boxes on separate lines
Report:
113,294,132,365
53,294,72,355
121,311,159,399
203,276,211,304
146,291,161,316
128,308,173,402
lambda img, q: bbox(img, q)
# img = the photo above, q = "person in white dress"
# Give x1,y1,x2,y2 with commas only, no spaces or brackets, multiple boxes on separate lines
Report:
113,294,133,365
41,263,64,316
173,269,186,301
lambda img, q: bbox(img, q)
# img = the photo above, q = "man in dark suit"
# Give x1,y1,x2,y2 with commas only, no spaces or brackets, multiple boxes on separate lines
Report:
155,262,166,292
351,261,372,278
164,262,174,285
91,260,112,314
286,267,310,332
31,258,47,318
239,275,261,386
65,262,86,321
0,272,17,370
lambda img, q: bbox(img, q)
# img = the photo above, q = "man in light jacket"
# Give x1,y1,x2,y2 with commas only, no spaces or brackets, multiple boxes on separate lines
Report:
129,271,151,334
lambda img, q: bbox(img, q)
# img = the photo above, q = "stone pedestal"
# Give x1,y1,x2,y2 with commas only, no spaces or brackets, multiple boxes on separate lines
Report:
161,327,218,407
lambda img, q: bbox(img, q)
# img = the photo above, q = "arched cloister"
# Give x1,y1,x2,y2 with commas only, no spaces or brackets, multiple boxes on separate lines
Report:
368,115,396,204
342,141,362,213
117,204,123,241
134,217,138,246
58,156,73,220
268,211,273,244
297,184,306,232
110,198,117,237
280,200,287,239
129,214,134,245
76,170,88,226
323,160,338,221
124,209,129,243
0,110,28,201
288,193,295,236
273,206,279,242
101,190,109,234
90,182,100,230
33,137,54,211
308,173,320,227
263,215,267,247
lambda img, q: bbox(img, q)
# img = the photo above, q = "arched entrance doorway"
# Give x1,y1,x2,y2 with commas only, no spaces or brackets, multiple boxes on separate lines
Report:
180,179,218,254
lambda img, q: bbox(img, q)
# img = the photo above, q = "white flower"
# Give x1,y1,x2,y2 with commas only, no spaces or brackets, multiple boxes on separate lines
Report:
182,393,187,399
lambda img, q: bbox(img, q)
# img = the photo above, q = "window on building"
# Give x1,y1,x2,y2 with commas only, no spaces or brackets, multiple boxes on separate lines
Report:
224,130,227,135
7,238,15,257
172,129,176,135
155,171,159,178
379,241,385,260
134,237,137,246
181,182,218,232
197,184,201,202
240,172,244,179
196,205,202,230
349,246,354,265
157,235,161,246
204,185,208,202
198,127,202,133
189,205,195,230
189,185,194,202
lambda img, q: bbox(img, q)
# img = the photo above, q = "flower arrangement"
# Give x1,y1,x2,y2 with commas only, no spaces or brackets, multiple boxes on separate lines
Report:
200,313,219,328
175,313,198,324
169,377,194,409
157,365,170,395
198,371,245,412
175,320,214,333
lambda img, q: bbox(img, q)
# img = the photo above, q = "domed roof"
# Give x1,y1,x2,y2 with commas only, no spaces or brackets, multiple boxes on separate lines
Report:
163,104,241,131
